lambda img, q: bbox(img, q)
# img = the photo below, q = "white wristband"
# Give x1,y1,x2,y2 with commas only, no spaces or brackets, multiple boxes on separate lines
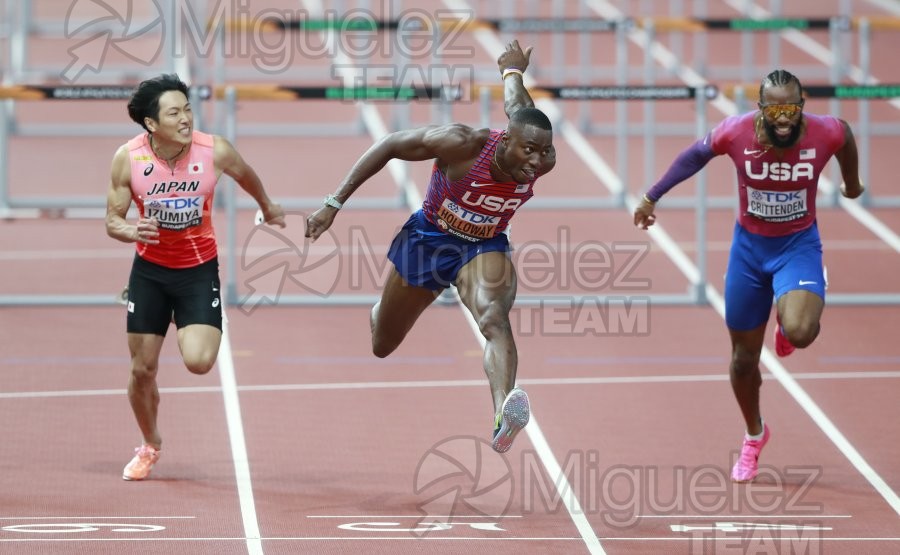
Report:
501,68,524,80
324,194,343,209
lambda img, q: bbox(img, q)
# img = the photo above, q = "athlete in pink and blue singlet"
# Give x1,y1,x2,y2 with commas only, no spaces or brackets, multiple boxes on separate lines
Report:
381,129,540,290
305,41,555,454
711,110,845,331
634,70,864,483
421,129,535,243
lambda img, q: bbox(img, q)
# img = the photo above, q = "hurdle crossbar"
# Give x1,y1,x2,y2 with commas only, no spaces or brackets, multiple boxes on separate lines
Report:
722,83,900,102
211,84,460,102
477,84,718,102
0,85,214,101
228,17,627,34
227,16,900,34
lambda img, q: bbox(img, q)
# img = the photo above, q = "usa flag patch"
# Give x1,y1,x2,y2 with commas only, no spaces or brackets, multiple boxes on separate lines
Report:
799,148,816,160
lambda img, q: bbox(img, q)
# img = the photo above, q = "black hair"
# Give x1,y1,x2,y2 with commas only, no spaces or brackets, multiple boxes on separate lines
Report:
127,74,190,131
759,69,804,102
509,107,552,132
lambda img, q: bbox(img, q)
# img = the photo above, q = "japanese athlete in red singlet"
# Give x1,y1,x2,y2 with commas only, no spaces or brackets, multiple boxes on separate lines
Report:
633,70,864,482
305,41,556,454
106,74,285,481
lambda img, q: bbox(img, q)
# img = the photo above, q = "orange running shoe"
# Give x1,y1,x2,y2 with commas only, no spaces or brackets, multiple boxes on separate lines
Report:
123,444,161,481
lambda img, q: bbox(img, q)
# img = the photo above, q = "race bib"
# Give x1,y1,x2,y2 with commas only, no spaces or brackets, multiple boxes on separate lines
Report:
435,198,499,242
746,186,808,222
144,196,204,231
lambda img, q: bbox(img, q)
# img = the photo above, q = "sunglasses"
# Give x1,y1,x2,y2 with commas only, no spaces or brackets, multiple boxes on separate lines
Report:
759,102,804,120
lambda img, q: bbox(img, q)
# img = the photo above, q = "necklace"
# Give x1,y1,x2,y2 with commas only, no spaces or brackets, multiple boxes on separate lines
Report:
150,134,186,166
492,147,512,178
749,115,773,159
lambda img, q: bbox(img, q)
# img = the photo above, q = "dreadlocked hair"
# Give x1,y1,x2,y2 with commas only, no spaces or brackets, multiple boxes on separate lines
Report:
759,69,804,101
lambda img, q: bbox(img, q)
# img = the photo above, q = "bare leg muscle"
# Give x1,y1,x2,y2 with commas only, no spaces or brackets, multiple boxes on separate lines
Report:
776,290,823,348
455,251,518,415
127,333,165,449
728,325,766,436
371,267,441,358
176,324,222,375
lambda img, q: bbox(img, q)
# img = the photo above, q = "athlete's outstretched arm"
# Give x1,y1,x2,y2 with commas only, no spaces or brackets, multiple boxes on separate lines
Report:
834,120,865,199
304,124,485,241
214,136,285,227
633,133,718,229
497,40,535,118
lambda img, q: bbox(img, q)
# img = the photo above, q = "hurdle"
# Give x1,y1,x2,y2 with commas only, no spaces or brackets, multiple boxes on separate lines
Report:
219,80,715,308
224,7,900,82
215,83,459,307
475,83,718,210
214,82,458,213
2,0,181,84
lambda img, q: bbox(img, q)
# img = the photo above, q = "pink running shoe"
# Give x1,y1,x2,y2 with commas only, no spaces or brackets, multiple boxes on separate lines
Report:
491,388,530,453
123,444,161,481
731,424,771,482
774,317,795,357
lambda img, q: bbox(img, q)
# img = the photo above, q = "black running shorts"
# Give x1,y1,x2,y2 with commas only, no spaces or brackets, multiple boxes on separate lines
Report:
125,254,222,335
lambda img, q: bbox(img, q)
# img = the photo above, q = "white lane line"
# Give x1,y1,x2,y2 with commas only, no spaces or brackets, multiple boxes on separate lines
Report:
0,516,197,519
636,514,852,518
4,370,900,399
218,313,263,555
307,515,522,518
0,535,897,542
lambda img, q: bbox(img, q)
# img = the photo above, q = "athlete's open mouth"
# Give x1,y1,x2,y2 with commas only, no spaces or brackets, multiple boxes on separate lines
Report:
774,124,793,137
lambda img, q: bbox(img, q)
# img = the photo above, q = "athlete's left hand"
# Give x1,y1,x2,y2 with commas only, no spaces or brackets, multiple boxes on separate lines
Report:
305,206,337,241
498,40,532,74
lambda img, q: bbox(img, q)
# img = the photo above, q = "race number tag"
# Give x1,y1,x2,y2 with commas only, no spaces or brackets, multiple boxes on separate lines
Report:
144,196,203,230
436,198,500,242
746,186,808,222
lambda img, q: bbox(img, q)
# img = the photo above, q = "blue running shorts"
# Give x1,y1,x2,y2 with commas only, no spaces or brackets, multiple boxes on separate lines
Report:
724,221,825,331
387,210,511,291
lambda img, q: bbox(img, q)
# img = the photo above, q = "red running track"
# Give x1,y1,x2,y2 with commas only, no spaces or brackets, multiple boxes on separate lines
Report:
1,0,899,553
